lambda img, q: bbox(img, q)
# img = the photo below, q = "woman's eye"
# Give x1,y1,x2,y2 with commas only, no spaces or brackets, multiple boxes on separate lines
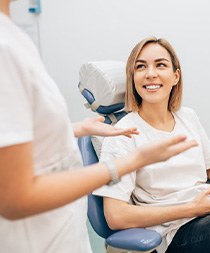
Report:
157,63,166,67
136,64,145,70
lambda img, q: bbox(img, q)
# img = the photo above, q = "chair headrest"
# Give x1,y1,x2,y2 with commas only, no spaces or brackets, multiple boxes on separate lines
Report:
79,61,126,115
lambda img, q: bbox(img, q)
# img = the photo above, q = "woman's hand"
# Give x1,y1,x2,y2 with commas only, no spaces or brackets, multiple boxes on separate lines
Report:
187,187,210,217
73,116,139,138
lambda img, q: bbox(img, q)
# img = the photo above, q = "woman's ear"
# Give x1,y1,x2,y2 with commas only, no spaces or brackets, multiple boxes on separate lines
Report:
173,69,180,86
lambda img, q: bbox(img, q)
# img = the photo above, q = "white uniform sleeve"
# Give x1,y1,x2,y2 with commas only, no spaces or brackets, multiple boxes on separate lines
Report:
0,43,33,147
93,135,136,202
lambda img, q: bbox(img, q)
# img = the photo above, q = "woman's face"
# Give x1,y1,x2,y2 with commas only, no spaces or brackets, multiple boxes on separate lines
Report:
133,43,180,107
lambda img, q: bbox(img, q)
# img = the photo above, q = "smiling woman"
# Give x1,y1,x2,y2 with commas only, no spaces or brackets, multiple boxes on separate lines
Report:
126,38,182,132
93,37,210,253
134,46,178,91
134,44,179,117
133,41,180,132
126,37,182,114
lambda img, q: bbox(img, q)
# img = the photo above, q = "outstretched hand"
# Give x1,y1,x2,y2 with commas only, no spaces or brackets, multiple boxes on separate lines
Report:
138,135,198,166
81,116,139,138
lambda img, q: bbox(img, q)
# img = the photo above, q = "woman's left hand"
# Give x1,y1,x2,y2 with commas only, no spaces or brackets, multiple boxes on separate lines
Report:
73,116,139,138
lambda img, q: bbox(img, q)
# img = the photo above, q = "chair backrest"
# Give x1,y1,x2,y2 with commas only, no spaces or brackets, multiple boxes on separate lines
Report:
78,136,117,239
79,61,127,124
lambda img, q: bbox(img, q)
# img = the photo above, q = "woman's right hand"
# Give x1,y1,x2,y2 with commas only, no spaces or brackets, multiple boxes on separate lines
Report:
187,187,210,217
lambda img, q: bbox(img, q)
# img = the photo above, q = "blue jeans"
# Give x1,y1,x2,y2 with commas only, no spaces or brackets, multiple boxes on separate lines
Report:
166,215,210,253
152,215,210,253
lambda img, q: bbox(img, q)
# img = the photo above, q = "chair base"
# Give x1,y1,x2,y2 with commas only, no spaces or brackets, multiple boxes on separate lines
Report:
107,245,156,253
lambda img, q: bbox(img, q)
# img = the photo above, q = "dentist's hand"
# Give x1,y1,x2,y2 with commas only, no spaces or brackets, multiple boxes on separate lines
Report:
115,135,198,176
124,135,198,173
139,135,198,165
73,116,139,138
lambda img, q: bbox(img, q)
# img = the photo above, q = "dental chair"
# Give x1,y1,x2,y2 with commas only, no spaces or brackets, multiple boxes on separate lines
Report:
78,61,162,253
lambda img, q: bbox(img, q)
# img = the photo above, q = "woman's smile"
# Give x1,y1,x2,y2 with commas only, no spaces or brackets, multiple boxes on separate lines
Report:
143,83,163,92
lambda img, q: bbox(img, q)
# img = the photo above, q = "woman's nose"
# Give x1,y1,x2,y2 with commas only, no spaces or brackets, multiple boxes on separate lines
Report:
145,66,158,79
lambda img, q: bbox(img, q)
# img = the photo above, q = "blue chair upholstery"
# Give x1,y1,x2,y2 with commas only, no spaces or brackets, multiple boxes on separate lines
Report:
80,87,124,115
78,136,162,253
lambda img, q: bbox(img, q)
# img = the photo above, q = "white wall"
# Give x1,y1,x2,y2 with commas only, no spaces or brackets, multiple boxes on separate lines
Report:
11,0,210,134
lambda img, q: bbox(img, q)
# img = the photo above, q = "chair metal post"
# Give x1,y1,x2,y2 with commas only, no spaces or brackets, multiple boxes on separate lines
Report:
107,246,155,253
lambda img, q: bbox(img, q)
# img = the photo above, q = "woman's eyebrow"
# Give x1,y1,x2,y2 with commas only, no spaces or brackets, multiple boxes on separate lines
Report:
155,58,170,62
135,59,146,63
135,58,170,64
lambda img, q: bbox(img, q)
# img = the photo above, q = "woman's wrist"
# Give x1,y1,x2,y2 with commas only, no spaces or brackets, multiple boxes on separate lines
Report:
182,202,197,218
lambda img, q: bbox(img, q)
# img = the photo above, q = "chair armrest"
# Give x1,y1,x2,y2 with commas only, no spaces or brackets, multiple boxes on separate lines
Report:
106,228,162,252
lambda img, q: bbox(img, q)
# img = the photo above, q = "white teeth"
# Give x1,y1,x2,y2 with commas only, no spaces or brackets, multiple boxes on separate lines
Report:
145,85,161,90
